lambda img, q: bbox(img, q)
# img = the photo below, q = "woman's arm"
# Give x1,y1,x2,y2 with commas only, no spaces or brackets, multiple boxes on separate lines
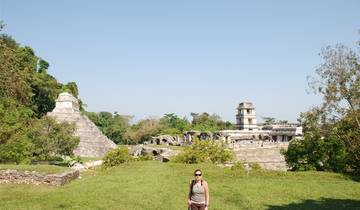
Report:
204,181,210,207
187,181,193,206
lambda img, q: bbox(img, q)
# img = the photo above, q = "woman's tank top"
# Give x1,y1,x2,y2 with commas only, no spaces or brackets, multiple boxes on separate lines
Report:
191,181,206,203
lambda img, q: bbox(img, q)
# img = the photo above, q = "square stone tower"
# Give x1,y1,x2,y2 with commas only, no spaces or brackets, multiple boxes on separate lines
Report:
236,102,258,131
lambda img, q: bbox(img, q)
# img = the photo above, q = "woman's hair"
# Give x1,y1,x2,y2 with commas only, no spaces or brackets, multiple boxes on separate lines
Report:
194,169,202,175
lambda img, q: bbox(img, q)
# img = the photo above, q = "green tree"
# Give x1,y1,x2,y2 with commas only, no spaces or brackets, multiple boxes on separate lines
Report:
159,113,191,135
0,35,33,106
28,116,80,160
335,110,360,173
284,38,360,174
173,139,234,164
62,82,79,98
0,26,81,117
262,117,276,124
30,72,62,117
125,118,163,144
0,98,33,163
85,111,132,144
103,146,132,167
0,23,82,163
308,44,360,128
190,112,234,131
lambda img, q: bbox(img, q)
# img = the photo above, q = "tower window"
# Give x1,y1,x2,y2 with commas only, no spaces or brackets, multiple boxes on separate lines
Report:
247,109,251,114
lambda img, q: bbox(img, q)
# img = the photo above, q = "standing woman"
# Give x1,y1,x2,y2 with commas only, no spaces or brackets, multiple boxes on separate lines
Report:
187,169,210,210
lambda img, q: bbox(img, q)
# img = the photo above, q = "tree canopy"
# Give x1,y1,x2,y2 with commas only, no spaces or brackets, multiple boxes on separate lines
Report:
283,36,360,174
0,23,80,163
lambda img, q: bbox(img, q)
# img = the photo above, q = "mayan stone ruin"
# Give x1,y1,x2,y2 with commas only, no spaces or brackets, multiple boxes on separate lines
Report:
220,102,303,170
47,92,116,157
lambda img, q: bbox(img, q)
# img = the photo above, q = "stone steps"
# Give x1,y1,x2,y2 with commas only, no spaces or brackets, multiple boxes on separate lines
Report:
232,145,288,170
48,110,116,157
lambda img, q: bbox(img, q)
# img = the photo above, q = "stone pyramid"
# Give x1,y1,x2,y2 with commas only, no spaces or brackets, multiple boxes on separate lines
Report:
47,92,117,157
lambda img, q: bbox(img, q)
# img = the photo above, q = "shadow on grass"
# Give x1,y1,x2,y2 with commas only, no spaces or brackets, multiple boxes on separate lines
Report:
344,174,360,182
266,198,360,210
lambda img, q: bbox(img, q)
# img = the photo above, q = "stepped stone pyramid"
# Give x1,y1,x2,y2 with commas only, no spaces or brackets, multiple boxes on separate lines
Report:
47,92,117,157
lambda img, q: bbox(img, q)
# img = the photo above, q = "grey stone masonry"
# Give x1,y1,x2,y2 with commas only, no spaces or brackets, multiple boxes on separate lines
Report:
47,92,116,157
0,169,79,186
230,143,289,170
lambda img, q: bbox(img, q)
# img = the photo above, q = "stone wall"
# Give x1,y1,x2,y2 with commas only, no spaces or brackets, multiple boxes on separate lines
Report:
0,169,79,186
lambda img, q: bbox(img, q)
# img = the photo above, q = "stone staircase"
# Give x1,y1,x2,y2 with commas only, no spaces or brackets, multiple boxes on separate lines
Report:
231,143,289,170
47,93,116,157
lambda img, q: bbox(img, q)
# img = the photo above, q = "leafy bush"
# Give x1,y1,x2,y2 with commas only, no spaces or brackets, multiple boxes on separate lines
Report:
248,163,263,172
85,111,131,144
173,140,234,164
28,116,80,161
231,162,246,171
46,155,81,167
283,137,348,172
125,118,163,144
103,147,132,167
0,133,33,164
0,98,33,164
138,153,154,161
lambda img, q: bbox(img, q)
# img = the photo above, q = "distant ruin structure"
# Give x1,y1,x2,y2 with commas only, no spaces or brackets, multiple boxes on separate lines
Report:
217,102,302,144
213,102,303,170
236,102,258,130
143,101,303,170
47,92,116,157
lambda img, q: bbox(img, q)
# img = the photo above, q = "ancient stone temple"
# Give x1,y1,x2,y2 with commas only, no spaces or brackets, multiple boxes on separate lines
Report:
47,92,116,157
219,102,302,144
215,102,303,170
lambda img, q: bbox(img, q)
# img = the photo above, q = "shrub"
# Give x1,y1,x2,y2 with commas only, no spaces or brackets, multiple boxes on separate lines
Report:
103,147,132,167
248,163,263,172
226,162,247,177
46,155,80,167
28,116,80,161
0,98,33,164
173,140,234,164
282,137,348,172
138,153,154,161
0,133,33,164
231,162,246,171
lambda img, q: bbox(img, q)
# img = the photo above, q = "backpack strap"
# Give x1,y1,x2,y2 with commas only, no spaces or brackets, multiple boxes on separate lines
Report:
189,180,195,197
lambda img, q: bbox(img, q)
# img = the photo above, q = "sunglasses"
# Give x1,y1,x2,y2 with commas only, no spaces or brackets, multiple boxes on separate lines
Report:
195,174,202,176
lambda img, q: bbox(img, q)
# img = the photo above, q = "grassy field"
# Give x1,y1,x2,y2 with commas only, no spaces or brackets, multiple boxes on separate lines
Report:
0,161,359,210
0,164,70,174
80,157,103,163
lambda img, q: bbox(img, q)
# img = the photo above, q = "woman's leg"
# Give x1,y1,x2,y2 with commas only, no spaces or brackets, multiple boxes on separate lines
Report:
190,203,205,210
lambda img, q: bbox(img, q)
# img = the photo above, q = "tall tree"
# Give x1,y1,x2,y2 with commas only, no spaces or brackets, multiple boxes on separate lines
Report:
308,44,360,128
284,36,360,174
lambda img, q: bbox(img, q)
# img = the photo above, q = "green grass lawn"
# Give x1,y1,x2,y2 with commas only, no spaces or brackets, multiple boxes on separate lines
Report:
0,164,70,174
80,156,103,163
0,161,359,210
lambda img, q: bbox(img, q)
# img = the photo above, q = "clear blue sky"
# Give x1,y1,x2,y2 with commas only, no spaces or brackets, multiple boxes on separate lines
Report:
1,0,359,123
